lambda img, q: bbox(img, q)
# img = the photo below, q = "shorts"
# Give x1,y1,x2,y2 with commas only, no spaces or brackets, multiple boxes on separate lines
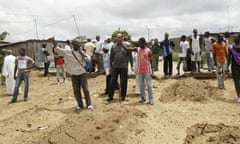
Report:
191,52,201,62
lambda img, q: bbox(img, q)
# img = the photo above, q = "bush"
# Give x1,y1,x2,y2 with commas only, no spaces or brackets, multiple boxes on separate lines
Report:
172,52,179,62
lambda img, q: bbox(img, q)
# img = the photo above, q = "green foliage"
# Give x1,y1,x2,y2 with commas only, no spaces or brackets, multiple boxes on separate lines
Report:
0,31,9,40
73,35,86,42
172,52,179,62
201,51,207,65
112,30,131,40
172,51,207,63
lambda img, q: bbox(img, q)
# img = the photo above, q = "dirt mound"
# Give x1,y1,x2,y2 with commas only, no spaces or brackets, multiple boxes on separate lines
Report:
159,78,221,102
184,123,240,144
39,105,147,144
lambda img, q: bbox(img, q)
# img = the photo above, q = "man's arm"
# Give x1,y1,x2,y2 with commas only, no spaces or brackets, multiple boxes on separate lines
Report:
199,36,203,55
171,41,175,51
189,38,193,55
110,47,114,68
149,49,153,74
227,48,232,72
225,44,229,65
13,60,18,80
48,37,67,56
120,42,137,52
128,51,133,68
211,44,216,62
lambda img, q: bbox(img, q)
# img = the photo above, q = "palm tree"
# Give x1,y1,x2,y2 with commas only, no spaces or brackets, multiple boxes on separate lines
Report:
0,31,9,40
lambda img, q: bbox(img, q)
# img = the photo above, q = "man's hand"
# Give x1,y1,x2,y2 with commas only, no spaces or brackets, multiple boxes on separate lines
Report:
226,68,230,73
109,68,112,74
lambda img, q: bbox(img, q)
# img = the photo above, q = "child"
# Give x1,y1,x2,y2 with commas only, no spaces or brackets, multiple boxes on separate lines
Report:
54,51,66,85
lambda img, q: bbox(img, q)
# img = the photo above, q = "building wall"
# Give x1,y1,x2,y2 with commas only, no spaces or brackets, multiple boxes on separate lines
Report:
0,40,67,68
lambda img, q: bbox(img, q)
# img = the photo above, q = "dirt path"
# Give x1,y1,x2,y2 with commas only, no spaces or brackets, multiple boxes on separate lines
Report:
0,70,240,144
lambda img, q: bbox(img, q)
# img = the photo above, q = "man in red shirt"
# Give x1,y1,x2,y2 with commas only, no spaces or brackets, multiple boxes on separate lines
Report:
54,51,66,85
212,34,228,89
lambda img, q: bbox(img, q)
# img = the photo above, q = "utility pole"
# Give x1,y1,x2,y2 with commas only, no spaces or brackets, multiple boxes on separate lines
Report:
34,19,39,39
227,5,230,32
73,14,80,36
230,26,238,32
147,28,150,42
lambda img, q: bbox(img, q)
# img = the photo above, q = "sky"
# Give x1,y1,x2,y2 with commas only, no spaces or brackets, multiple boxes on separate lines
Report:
0,0,240,42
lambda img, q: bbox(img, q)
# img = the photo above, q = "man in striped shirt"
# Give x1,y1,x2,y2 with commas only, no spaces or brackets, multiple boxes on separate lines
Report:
49,37,93,110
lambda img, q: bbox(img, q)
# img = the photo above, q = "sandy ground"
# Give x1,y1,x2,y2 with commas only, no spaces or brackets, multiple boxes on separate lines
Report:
1,63,240,144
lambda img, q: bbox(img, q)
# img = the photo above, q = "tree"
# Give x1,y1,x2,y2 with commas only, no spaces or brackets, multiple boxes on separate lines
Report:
73,35,87,42
0,31,9,40
112,30,131,40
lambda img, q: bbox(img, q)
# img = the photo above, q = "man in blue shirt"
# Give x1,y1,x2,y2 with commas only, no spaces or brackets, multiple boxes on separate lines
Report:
160,33,175,77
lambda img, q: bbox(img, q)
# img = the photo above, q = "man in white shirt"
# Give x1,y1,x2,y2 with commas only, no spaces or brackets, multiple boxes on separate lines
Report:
95,35,104,72
176,35,189,75
10,48,35,103
204,32,215,71
190,29,202,73
2,50,16,95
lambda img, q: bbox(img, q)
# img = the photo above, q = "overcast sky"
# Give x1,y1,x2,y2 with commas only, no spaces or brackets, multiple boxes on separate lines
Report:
1,0,240,42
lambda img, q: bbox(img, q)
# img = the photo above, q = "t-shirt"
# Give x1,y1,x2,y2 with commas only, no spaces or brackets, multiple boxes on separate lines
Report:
55,48,86,75
151,44,161,55
64,45,72,51
84,42,95,56
212,42,227,63
40,48,49,63
191,36,201,52
204,37,213,53
15,56,35,73
160,40,175,57
55,52,64,65
95,41,103,54
179,41,190,57
110,43,132,69
137,47,152,74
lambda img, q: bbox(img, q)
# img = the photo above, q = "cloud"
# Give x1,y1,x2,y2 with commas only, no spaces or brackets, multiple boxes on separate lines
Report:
97,0,229,19
0,0,240,42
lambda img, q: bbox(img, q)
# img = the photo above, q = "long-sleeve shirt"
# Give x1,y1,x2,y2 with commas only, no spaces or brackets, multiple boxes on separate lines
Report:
110,43,133,69
160,40,175,57
55,47,86,75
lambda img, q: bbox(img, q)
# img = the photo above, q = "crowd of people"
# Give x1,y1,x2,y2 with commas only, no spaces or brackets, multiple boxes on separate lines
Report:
1,29,240,110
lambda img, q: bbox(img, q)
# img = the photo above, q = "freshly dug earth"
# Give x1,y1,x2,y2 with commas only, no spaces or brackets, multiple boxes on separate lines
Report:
184,123,240,144
159,78,222,102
